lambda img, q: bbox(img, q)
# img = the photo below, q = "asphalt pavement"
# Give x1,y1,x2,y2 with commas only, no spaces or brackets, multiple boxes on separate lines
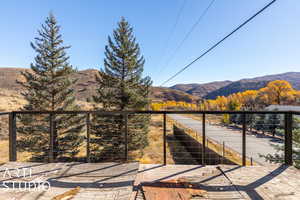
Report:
169,114,282,165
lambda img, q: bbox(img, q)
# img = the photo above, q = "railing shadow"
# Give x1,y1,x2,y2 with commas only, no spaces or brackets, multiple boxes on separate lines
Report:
166,134,199,165
241,164,289,199
0,162,293,200
0,162,139,189
197,164,289,199
138,164,290,199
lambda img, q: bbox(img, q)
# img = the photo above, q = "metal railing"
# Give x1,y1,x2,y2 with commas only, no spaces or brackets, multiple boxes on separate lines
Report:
1,110,298,165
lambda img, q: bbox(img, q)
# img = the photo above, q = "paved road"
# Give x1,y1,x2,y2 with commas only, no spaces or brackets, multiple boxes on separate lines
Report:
169,114,282,165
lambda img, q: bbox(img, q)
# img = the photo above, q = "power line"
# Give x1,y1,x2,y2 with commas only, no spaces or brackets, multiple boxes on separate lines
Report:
160,0,277,86
162,0,215,72
156,0,187,74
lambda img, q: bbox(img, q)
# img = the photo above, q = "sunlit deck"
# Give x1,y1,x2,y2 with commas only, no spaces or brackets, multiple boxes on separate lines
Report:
0,162,138,200
0,162,299,200
134,164,300,200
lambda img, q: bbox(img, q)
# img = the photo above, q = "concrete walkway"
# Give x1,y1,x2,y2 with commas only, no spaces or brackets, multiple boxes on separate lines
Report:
169,114,282,165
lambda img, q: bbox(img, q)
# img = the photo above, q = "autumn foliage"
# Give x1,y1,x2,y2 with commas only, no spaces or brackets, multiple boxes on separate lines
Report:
151,80,300,111
200,80,300,111
151,101,197,110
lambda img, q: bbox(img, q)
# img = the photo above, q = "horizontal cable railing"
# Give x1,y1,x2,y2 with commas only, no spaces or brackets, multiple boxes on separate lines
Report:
2,110,298,166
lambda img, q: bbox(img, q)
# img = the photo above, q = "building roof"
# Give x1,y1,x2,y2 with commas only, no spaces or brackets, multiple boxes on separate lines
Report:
265,105,300,112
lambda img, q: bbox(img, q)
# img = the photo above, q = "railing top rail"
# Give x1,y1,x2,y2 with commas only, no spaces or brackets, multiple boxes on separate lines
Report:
0,112,11,116
9,110,300,115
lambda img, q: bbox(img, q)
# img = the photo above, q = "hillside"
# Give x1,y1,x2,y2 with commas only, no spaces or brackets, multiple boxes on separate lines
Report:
1,68,299,104
244,72,300,85
0,68,99,100
204,80,269,99
70,69,99,100
171,81,232,97
204,72,300,99
170,83,201,93
0,68,199,105
150,87,200,103
170,72,300,99
0,68,28,91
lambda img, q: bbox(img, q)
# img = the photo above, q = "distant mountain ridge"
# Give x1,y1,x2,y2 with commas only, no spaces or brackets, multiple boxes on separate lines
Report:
151,87,200,103
204,80,269,99
171,81,232,98
0,68,299,102
0,68,200,103
170,72,300,99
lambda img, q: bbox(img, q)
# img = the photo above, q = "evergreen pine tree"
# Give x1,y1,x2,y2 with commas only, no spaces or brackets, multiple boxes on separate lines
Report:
17,13,84,161
91,17,152,161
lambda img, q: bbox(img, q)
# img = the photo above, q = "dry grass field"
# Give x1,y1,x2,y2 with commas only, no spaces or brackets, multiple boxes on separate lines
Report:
130,115,175,164
0,114,182,164
131,115,198,164
0,140,33,163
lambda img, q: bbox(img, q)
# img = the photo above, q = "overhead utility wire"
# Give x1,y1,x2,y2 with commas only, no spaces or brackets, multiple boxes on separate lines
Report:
160,0,277,86
157,0,187,74
162,0,216,72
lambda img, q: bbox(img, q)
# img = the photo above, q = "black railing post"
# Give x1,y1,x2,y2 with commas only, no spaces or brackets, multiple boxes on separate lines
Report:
49,113,54,163
163,113,167,165
124,113,128,162
53,120,57,160
222,141,225,164
202,113,206,165
9,112,17,161
86,113,90,163
242,113,246,166
284,113,293,165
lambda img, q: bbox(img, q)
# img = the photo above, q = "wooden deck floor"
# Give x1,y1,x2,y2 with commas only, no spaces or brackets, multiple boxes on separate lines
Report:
0,162,299,200
0,162,139,200
133,164,300,200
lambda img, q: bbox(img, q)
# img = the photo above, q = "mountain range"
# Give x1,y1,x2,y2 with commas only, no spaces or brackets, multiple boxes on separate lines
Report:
171,72,300,100
0,68,299,104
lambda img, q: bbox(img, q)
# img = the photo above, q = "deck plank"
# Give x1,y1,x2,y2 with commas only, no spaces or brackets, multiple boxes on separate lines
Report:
0,162,139,200
0,162,299,200
133,164,300,200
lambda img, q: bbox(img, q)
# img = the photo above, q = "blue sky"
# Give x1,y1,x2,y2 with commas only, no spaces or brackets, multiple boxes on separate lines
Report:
0,0,299,86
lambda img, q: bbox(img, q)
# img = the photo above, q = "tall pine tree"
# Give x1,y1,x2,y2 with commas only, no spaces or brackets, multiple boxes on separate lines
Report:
17,13,84,161
91,17,152,161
